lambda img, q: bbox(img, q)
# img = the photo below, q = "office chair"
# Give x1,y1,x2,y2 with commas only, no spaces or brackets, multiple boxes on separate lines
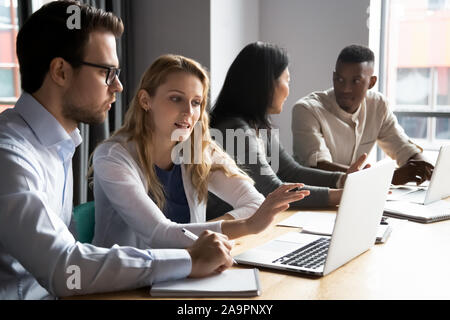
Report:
73,201,95,244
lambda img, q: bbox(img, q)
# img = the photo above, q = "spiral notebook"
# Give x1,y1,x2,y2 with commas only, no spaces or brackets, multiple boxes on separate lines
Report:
150,268,261,297
384,199,450,223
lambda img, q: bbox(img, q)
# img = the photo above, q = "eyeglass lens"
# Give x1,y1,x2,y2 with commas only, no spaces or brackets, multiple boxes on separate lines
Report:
107,68,121,85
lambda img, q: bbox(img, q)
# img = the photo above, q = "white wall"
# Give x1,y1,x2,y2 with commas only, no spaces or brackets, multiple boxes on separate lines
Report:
130,0,260,107
259,0,371,154
210,0,260,104
130,0,211,96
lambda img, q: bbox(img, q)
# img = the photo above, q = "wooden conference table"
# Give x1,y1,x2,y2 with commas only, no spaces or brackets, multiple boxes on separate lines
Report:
68,203,450,300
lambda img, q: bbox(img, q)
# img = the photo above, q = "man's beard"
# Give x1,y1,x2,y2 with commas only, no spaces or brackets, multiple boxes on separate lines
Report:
62,101,108,126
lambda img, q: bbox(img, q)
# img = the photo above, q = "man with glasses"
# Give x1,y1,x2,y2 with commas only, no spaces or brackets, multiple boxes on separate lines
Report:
0,0,233,300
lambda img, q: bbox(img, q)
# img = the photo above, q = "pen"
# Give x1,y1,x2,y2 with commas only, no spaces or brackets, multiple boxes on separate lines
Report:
289,186,305,192
181,228,238,265
181,228,199,242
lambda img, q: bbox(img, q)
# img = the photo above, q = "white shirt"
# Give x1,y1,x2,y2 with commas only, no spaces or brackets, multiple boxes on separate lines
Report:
0,93,191,300
292,88,422,167
92,136,265,249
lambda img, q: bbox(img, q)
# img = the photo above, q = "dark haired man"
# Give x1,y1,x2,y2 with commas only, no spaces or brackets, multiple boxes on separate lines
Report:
292,44,433,185
0,0,233,300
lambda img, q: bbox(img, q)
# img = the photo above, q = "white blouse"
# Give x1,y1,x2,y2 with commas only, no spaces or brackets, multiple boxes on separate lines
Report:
92,136,265,250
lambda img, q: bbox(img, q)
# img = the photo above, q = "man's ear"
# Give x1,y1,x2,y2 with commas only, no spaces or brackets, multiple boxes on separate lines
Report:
49,57,71,87
368,75,377,90
138,89,152,112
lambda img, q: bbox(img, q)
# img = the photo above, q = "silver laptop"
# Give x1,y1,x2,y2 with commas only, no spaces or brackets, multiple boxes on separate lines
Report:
393,145,450,205
234,161,395,277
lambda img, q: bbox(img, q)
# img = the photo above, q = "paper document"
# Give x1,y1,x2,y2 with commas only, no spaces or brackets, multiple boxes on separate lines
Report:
278,211,391,243
387,186,420,201
387,184,429,201
277,211,335,235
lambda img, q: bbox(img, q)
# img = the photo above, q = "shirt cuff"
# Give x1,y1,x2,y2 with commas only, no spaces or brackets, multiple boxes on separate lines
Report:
336,173,346,189
148,249,192,283
396,141,423,166
226,206,257,220
217,220,224,234
308,151,333,167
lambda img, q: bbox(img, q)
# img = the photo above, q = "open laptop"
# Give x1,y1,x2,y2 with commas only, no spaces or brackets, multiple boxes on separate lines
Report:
234,161,395,277
390,145,450,205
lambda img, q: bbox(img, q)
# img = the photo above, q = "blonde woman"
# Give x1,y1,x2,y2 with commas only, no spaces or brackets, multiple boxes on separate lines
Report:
92,54,309,250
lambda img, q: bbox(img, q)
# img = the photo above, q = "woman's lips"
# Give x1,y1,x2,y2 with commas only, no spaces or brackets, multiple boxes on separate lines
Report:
175,122,191,129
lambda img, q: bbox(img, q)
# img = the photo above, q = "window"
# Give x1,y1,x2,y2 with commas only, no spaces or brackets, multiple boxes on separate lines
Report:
379,0,450,162
0,0,19,113
0,0,53,114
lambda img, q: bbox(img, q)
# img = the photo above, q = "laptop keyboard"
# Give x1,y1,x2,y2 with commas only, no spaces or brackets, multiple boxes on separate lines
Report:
272,237,330,269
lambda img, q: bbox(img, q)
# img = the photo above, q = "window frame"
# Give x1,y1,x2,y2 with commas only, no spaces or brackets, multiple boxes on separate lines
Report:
377,0,450,158
0,0,20,106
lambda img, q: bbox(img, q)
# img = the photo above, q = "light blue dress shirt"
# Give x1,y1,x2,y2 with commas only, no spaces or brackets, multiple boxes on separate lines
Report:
0,93,191,300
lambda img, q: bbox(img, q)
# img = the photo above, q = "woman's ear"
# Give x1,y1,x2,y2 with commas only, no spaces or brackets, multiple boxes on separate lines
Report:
138,89,151,112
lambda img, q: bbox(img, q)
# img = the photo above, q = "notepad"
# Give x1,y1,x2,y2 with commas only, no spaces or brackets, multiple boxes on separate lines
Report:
384,199,450,223
150,268,261,297
277,211,392,243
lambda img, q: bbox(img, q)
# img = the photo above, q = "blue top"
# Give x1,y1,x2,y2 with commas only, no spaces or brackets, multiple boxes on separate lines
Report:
155,164,190,223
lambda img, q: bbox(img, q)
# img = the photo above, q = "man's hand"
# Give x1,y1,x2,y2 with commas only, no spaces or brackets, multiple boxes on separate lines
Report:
338,153,371,188
392,158,434,185
187,230,234,278
346,153,371,174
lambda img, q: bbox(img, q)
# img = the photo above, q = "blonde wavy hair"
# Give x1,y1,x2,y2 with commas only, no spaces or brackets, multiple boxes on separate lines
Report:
109,54,251,210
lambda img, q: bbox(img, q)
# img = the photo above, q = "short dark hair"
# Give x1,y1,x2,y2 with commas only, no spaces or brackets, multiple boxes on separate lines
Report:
210,42,289,130
337,45,375,64
16,0,124,94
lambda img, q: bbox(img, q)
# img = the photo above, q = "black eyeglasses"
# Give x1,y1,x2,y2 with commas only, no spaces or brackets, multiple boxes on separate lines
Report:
76,61,121,86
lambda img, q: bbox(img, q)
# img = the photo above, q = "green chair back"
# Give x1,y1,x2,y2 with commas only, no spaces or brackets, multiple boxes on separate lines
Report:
73,201,95,244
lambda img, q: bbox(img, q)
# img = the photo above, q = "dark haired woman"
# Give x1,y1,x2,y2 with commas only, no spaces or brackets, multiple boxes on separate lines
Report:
208,42,367,218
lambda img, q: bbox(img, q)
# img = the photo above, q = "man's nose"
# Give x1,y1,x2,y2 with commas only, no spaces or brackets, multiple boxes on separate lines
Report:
342,81,352,93
110,76,123,93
